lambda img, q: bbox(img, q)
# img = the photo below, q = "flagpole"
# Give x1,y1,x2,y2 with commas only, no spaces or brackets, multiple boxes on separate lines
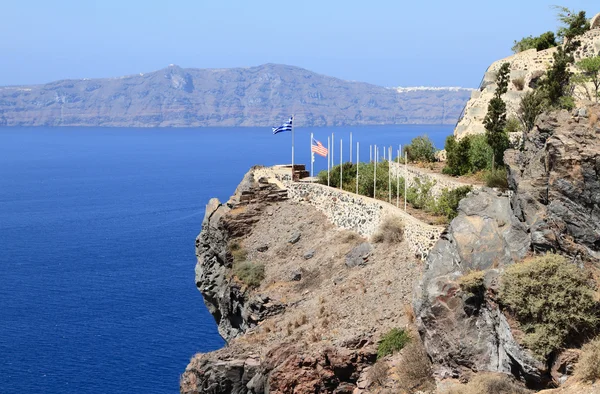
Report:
331,132,334,172
397,145,400,208
388,146,391,203
350,132,353,163
327,137,330,187
310,132,314,180
373,145,377,198
405,150,408,211
291,114,295,181
356,141,359,195
340,139,343,190
369,145,372,163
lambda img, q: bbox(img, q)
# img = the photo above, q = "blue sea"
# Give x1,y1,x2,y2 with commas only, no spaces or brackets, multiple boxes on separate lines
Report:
0,125,452,394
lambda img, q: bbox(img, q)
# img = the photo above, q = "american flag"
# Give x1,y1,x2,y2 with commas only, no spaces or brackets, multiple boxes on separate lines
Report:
311,138,328,157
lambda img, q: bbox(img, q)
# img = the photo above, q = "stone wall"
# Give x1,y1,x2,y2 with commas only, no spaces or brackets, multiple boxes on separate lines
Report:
389,162,479,198
285,182,444,259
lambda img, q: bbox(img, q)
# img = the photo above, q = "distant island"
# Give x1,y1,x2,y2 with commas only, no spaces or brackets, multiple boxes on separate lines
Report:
0,64,473,127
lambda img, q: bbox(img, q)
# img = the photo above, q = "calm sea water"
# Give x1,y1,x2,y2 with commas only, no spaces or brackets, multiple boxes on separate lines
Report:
0,125,452,394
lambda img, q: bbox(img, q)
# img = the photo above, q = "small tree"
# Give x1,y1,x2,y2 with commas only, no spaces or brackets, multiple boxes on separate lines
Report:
554,6,590,51
517,90,546,131
484,62,511,169
576,56,600,102
443,135,471,176
541,46,574,109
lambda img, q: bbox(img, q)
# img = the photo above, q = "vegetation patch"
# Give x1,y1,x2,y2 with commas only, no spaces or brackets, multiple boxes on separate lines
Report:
228,240,248,264
576,336,600,383
447,373,530,394
377,328,411,359
233,261,265,288
499,254,599,359
484,167,509,189
395,339,435,392
459,270,485,294
403,135,436,163
372,216,404,244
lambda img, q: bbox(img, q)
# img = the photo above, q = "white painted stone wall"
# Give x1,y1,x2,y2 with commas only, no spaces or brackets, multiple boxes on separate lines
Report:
285,182,444,259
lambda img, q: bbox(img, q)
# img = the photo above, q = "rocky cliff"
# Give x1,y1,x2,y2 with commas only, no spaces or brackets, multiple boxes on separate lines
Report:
0,64,472,127
415,104,600,388
183,167,427,393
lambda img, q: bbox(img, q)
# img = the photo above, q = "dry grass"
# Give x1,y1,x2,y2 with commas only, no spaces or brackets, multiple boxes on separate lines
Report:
447,373,530,394
396,338,435,392
372,216,404,244
590,111,599,128
512,77,525,91
576,337,600,383
367,360,389,388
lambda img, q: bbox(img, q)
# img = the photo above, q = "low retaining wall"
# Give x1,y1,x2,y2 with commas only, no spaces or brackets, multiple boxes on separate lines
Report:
389,162,479,198
285,182,444,259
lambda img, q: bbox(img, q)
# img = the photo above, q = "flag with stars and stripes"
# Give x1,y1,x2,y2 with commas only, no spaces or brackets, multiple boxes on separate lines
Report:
311,138,328,157
272,117,293,134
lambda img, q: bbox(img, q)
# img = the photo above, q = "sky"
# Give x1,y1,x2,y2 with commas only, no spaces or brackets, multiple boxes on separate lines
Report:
1,0,597,88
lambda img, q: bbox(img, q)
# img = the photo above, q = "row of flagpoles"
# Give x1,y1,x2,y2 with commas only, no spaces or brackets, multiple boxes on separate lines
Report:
273,115,410,211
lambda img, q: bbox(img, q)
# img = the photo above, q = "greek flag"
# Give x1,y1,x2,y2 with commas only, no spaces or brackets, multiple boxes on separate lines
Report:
272,116,293,135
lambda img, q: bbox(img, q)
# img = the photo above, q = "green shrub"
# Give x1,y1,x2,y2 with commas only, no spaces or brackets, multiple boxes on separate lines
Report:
233,261,265,288
443,135,471,176
576,337,600,383
372,216,404,243
499,254,599,359
406,178,435,211
484,168,509,189
404,136,436,163
459,270,485,293
468,135,493,172
317,161,402,200
504,116,522,134
512,31,557,53
434,186,472,220
517,89,547,132
377,328,411,359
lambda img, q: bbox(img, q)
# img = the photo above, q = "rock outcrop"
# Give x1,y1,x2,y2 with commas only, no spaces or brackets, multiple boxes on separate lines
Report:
415,105,600,388
195,169,287,341
414,188,542,385
505,106,600,260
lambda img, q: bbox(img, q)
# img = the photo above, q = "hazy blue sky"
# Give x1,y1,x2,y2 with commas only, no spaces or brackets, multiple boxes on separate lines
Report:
1,0,597,88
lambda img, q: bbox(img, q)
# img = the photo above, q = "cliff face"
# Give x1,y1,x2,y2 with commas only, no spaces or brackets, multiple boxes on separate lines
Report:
0,64,472,127
415,104,600,387
183,167,426,393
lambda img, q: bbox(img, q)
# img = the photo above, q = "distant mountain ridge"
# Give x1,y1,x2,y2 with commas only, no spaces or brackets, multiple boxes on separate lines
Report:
0,64,472,127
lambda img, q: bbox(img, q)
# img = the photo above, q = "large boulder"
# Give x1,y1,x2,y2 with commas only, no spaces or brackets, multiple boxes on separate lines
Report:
414,189,542,384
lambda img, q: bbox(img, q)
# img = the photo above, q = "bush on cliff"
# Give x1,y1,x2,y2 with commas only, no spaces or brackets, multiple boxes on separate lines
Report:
576,336,600,383
443,135,470,176
447,373,530,394
468,134,493,172
433,186,472,220
512,31,557,53
377,328,411,359
484,167,509,189
233,261,265,288
499,254,599,359
404,136,436,163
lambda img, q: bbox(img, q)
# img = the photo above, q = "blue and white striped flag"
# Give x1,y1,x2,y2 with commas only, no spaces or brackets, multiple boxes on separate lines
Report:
272,116,293,135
